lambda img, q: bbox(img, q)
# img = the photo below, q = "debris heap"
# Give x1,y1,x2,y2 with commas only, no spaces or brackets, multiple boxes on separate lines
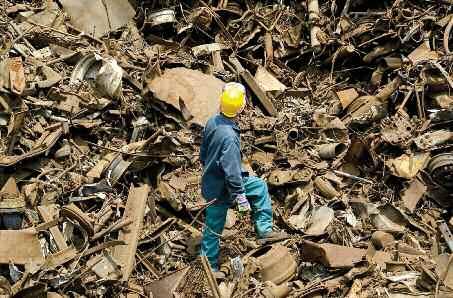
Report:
0,0,453,297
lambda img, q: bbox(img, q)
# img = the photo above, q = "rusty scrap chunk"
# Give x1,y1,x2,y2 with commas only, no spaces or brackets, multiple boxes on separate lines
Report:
43,246,78,269
113,184,150,281
336,88,359,109
8,57,25,95
61,203,94,236
2,0,453,295
145,267,190,298
301,240,366,268
145,68,224,126
229,57,277,116
59,0,135,38
37,205,68,250
0,230,44,265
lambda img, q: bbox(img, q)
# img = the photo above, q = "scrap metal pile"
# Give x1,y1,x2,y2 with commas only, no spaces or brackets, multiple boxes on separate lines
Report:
1,0,453,297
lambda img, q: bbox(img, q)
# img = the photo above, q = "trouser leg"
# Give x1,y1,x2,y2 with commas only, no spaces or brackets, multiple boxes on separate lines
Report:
243,176,273,238
200,202,228,271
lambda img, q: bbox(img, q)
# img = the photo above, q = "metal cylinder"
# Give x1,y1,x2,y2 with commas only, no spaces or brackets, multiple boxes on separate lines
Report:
314,176,339,199
287,129,300,141
427,153,453,188
318,143,347,159
147,9,176,28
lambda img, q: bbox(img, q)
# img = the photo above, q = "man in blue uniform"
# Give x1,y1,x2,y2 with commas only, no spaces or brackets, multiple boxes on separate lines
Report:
200,82,288,275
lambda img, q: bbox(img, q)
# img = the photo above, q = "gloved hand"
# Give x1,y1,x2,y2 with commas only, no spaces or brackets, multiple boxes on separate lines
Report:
236,194,251,214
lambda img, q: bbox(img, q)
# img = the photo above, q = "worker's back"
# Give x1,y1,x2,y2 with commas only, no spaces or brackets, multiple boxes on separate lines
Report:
200,114,242,203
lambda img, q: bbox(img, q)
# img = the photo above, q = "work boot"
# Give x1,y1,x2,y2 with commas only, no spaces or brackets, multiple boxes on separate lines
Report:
257,231,289,245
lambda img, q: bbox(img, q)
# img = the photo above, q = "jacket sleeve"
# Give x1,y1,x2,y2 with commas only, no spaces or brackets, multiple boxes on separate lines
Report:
219,135,245,201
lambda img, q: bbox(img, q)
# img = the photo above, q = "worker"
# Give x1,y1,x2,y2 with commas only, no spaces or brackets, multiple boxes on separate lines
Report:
200,82,288,275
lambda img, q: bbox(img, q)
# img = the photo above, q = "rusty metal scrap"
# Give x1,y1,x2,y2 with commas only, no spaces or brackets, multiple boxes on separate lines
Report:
113,184,149,282
145,267,190,298
8,57,25,95
59,0,135,38
229,56,278,116
0,0,453,296
247,245,297,285
439,221,453,252
301,241,366,268
200,256,221,298
37,205,68,250
0,230,44,265
145,67,224,126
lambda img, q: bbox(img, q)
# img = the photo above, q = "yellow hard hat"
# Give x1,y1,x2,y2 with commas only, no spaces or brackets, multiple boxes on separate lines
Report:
220,82,246,118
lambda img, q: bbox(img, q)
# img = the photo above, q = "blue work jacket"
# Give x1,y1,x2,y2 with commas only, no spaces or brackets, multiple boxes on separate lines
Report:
200,114,246,204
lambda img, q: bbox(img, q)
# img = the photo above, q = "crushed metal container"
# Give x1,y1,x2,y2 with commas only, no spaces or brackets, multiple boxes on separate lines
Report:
248,244,297,285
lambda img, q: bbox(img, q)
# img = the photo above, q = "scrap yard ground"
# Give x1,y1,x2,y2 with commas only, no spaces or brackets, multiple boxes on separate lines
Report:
0,0,453,297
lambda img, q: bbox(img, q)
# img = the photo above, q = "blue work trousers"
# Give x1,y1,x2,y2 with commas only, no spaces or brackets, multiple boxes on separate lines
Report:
200,176,273,271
